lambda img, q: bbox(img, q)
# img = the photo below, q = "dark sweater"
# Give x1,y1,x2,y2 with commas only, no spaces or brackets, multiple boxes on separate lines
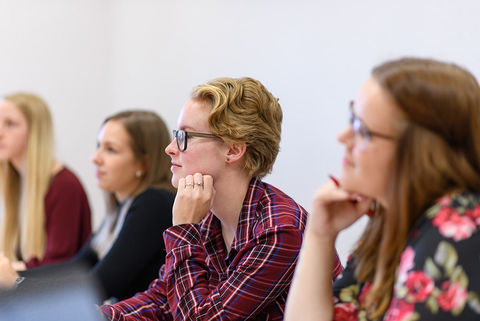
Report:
21,187,174,302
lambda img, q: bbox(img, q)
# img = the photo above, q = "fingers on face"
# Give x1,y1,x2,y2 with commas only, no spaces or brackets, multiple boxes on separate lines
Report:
193,173,203,188
178,177,186,191
182,173,214,191
203,175,213,190
185,175,194,188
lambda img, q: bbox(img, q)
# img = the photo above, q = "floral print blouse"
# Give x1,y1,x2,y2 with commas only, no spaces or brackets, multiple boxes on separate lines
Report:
332,191,480,321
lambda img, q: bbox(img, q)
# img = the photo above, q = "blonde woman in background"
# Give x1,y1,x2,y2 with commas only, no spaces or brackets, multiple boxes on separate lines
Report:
0,93,91,269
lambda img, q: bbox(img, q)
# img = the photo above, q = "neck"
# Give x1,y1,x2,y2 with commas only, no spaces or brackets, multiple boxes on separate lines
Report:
211,171,252,253
114,182,141,203
115,191,131,203
10,158,60,178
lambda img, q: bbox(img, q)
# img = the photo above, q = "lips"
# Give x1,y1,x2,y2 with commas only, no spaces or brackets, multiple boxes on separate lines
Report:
95,170,105,178
343,157,354,167
171,162,181,168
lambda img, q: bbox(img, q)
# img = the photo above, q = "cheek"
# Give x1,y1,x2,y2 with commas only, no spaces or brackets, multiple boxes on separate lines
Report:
341,147,395,197
363,150,395,195
12,131,29,155
177,151,222,179
171,176,179,189
108,158,135,179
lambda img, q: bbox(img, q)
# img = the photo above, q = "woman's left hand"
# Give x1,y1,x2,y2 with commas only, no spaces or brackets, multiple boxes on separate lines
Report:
172,173,216,225
0,254,20,289
11,260,26,271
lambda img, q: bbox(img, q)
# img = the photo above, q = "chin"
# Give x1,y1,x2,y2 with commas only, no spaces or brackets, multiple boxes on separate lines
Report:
339,174,361,193
171,177,179,189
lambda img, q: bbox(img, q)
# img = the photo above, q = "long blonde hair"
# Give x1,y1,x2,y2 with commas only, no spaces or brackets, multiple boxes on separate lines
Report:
353,58,480,319
0,93,55,261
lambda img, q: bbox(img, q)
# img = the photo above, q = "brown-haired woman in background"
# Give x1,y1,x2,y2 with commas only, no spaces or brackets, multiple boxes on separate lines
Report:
0,92,91,269
0,110,175,302
285,58,480,320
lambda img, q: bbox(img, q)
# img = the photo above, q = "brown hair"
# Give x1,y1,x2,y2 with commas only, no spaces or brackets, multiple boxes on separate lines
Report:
354,58,480,319
190,77,282,178
103,110,175,208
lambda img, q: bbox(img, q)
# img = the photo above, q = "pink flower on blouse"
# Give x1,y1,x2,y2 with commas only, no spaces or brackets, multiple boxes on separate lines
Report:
438,195,452,206
383,298,415,321
358,283,371,306
397,247,415,285
404,271,434,302
437,281,468,311
466,207,480,226
432,207,476,241
333,302,358,321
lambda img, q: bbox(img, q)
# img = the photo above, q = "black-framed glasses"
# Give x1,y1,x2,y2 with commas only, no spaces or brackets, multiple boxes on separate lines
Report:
349,101,395,150
172,129,219,152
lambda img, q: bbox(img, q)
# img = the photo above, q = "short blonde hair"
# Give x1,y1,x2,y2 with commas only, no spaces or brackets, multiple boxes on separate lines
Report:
0,92,54,261
191,77,282,178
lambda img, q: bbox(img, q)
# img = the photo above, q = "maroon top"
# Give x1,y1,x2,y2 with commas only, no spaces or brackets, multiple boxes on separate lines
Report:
24,167,92,268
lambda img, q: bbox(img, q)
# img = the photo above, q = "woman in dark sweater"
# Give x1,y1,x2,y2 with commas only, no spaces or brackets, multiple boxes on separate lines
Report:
0,110,175,302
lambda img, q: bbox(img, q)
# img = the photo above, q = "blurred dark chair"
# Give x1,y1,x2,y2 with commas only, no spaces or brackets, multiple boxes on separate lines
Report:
0,264,105,321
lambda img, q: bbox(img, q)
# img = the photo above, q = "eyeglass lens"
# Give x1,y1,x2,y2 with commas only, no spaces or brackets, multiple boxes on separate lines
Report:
173,130,187,151
349,109,370,150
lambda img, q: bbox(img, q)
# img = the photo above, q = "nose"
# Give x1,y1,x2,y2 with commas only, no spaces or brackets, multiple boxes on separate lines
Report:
165,138,178,156
337,125,354,146
91,149,102,165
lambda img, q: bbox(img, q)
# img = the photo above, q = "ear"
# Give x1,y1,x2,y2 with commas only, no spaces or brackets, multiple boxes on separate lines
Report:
137,155,149,173
225,141,246,163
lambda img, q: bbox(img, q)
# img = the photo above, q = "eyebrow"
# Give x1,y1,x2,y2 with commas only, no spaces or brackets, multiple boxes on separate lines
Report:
350,100,371,124
349,100,361,120
178,125,195,131
97,139,122,148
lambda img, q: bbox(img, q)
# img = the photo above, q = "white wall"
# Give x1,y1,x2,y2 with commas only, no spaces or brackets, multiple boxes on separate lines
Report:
1,0,480,264
0,0,113,228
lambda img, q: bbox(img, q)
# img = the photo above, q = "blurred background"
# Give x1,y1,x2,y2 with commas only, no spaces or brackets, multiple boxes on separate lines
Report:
1,0,479,264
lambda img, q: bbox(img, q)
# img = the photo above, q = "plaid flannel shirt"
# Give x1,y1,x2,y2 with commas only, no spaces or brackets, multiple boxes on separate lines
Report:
102,178,343,320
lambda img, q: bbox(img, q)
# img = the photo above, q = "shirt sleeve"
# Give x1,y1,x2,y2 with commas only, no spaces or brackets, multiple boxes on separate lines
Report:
101,266,172,321
101,222,304,320
25,168,92,268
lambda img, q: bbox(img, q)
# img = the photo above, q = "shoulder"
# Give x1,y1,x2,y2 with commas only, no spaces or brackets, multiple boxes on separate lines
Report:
421,191,480,242
403,190,480,283
391,192,480,318
46,167,88,201
126,187,175,218
131,187,175,207
49,167,85,191
250,179,308,229
123,187,174,229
